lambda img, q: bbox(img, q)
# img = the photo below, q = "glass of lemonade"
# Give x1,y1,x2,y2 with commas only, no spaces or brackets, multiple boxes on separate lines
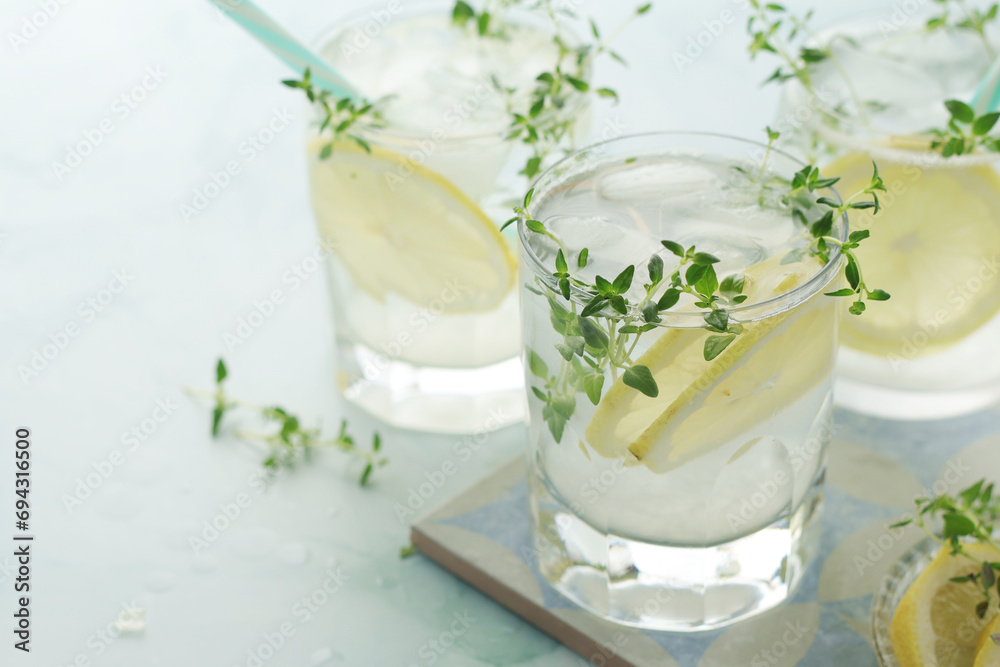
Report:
518,132,846,631
306,2,587,433
776,13,1000,419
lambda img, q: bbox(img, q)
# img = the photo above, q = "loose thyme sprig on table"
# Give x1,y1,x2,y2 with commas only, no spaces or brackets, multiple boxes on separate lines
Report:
893,478,1000,624
507,129,888,442
190,359,386,486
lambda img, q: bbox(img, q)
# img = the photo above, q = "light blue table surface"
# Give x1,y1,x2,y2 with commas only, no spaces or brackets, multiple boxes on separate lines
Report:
1,0,956,664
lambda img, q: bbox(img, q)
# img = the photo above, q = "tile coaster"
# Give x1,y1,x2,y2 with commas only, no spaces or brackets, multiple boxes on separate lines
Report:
411,408,1000,667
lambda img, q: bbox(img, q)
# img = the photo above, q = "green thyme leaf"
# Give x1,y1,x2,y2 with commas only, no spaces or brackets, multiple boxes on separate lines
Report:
528,349,548,378
583,373,605,405
657,288,681,310
612,265,635,293
704,334,736,361
623,365,658,397
647,254,664,284
868,289,891,301
945,99,976,124
661,240,685,257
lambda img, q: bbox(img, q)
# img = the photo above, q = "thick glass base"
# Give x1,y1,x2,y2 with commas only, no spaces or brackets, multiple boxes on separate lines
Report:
338,344,525,434
528,470,824,632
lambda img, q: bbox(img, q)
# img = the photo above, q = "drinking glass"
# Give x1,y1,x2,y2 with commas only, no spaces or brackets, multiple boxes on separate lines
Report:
518,132,844,630
307,1,587,432
776,14,1000,419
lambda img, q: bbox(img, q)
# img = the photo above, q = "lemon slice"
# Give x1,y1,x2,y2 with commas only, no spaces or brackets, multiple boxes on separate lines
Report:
585,255,834,473
824,152,1000,356
974,614,1000,667
308,140,516,312
891,544,1000,667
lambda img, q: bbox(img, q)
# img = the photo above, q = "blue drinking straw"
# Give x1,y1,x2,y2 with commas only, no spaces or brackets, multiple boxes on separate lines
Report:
209,0,358,100
971,55,1000,115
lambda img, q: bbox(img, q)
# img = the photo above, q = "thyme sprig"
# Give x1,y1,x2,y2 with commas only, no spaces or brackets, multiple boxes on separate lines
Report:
495,2,652,177
893,478,1000,623
780,156,890,315
286,3,649,176
282,68,385,158
746,0,865,117
192,359,386,485
927,0,999,59
747,1,1000,158
513,130,888,442
516,227,747,441
451,0,523,37
926,99,1000,156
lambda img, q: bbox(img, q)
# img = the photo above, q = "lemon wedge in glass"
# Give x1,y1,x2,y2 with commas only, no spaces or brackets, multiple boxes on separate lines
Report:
585,254,835,473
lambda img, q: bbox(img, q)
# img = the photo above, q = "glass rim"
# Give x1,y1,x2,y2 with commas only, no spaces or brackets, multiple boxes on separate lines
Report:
309,0,588,147
783,13,999,167
517,130,849,324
